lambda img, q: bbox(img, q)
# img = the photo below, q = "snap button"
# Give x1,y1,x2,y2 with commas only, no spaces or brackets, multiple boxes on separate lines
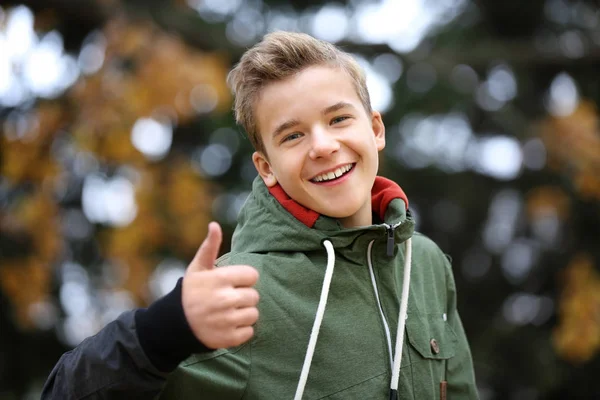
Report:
430,338,440,354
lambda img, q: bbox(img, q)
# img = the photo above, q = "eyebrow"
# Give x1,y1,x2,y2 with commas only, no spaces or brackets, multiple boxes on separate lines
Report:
322,101,355,116
271,102,356,139
272,119,301,140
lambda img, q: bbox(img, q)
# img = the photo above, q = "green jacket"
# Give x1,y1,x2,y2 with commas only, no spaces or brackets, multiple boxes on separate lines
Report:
160,177,478,399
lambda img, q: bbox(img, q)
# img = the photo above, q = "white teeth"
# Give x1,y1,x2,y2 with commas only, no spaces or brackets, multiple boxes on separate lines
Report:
312,163,353,182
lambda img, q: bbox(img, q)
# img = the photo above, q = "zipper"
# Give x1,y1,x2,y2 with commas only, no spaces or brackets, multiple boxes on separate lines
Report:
386,225,395,256
372,224,404,400
385,222,401,257
367,240,393,371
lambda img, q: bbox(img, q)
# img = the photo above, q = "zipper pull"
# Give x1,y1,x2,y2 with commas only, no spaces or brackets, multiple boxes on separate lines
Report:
386,225,395,257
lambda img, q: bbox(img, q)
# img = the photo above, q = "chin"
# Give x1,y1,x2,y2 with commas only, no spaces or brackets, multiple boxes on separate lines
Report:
318,206,358,219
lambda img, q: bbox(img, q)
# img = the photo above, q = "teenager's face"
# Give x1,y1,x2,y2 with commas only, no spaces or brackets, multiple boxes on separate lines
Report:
252,65,385,228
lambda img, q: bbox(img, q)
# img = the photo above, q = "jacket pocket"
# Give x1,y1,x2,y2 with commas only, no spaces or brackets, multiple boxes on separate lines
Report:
405,313,458,360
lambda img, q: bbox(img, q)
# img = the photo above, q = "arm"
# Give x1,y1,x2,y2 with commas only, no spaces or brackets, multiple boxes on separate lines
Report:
41,279,209,400
444,258,480,399
42,222,259,399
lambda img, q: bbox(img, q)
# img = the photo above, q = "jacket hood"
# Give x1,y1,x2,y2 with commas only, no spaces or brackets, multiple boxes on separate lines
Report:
230,176,415,254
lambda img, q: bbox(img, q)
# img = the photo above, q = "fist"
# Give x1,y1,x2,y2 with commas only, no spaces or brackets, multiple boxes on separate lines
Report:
182,222,260,349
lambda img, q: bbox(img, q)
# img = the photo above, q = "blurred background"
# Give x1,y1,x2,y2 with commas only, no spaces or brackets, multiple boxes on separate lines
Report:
0,0,599,398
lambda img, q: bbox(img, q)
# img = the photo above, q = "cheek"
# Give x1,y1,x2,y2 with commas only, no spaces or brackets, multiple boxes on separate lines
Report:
275,151,305,176
357,140,380,172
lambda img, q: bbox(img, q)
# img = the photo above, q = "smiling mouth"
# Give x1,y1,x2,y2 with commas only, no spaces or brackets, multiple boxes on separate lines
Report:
310,163,355,183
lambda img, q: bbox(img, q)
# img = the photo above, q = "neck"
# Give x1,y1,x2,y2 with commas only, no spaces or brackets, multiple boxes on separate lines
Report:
338,201,373,228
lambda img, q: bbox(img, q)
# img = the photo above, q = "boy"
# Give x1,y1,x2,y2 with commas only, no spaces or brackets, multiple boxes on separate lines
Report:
43,31,478,399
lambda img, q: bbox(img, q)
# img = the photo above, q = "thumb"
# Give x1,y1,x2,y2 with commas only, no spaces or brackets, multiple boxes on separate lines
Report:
189,222,222,272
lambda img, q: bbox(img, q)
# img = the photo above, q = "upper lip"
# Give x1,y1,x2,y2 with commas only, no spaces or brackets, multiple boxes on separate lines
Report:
309,162,355,181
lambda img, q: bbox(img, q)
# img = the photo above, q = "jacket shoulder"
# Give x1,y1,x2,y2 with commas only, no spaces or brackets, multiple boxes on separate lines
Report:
411,232,450,263
215,251,274,269
409,232,455,293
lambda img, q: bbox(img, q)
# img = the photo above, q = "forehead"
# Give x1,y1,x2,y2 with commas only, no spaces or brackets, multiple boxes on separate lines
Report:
254,66,364,134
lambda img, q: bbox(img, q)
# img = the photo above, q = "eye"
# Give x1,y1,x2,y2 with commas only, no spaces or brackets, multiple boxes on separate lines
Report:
331,115,351,125
281,132,303,143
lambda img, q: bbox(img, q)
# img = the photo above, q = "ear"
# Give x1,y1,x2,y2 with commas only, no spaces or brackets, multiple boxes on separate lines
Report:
371,111,386,151
252,151,278,187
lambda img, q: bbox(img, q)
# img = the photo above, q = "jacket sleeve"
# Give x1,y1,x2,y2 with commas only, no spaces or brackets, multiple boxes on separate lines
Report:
444,258,480,399
42,278,211,399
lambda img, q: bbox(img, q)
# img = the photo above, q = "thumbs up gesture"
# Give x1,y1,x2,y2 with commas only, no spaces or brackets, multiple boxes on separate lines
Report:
182,222,260,349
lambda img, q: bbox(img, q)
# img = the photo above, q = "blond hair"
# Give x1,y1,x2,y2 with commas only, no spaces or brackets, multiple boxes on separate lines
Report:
227,31,372,155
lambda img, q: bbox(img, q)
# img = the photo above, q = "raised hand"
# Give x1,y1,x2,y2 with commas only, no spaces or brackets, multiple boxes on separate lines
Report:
182,222,260,349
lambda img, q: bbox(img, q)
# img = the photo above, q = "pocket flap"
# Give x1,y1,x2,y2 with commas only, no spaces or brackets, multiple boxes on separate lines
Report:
406,314,457,360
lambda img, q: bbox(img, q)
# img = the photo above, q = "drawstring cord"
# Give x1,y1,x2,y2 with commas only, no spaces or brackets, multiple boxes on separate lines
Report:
294,236,413,400
294,240,336,400
389,237,413,399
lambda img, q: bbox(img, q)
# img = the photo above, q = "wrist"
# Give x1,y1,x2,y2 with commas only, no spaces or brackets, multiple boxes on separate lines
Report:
135,277,212,372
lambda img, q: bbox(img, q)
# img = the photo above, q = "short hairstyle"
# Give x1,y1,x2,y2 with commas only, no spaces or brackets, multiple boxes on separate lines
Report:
227,31,372,155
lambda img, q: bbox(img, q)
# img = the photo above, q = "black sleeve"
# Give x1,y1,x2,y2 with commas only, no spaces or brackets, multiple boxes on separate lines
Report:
41,278,211,399
135,277,212,372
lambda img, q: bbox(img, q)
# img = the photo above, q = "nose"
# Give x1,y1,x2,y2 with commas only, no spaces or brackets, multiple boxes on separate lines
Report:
308,129,340,159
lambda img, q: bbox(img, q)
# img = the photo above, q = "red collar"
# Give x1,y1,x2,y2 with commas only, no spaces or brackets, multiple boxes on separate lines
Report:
268,176,409,228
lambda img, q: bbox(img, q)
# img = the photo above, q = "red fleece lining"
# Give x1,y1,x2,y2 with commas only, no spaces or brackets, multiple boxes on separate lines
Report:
371,176,409,221
268,184,320,228
268,176,409,228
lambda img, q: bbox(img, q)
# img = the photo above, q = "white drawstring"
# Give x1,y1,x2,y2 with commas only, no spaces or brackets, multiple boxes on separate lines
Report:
367,240,394,370
294,236,412,399
294,240,336,400
390,237,413,394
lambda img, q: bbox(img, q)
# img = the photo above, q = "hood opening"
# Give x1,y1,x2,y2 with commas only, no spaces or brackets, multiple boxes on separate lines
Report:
268,176,409,228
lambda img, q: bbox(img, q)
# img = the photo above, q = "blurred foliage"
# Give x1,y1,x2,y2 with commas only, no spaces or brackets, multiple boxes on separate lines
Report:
540,101,600,200
553,253,600,364
0,0,599,398
1,10,231,325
